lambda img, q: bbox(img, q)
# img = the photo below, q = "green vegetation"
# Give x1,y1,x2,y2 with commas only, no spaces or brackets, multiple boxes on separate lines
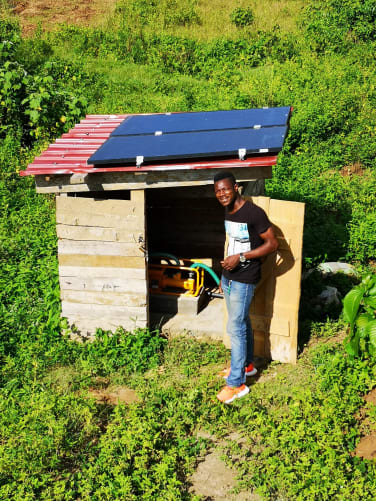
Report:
343,274,376,358
230,7,255,28
1,0,376,499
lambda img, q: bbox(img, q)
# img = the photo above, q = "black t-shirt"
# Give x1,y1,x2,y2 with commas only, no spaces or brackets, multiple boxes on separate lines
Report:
223,201,271,284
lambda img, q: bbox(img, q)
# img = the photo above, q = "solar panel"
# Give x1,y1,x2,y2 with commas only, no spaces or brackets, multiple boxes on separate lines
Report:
88,126,287,165
88,107,291,166
112,107,291,136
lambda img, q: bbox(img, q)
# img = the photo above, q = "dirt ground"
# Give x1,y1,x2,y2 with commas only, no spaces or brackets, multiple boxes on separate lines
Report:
87,365,376,497
189,449,261,501
189,431,261,501
354,388,376,461
87,384,262,499
9,0,117,35
88,386,141,405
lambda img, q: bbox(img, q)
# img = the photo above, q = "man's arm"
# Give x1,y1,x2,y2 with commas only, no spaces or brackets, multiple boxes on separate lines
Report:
221,226,278,271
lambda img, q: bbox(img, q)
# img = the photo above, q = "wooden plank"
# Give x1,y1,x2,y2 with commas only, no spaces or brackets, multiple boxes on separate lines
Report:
65,316,148,335
59,265,146,279
250,195,270,214
35,166,272,193
56,195,144,217
59,276,147,293
266,332,298,364
250,315,290,337
58,255,145,268
61,290,147,307
58,240,143,256
56,224,144,243
56,210,143,229
62,301,147,320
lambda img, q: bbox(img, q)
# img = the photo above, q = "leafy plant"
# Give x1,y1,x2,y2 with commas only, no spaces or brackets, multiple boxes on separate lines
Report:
163,0,201,27
343,274,376,357
230,7,254,27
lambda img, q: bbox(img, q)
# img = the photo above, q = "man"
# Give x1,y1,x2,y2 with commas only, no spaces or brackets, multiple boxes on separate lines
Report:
214,171,278,404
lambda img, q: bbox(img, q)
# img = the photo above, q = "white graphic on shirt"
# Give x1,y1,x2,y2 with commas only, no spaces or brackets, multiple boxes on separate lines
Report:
225,220,251,256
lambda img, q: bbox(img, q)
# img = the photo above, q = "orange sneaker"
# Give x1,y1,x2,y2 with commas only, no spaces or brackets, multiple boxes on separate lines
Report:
217,384,249,404
218,363,257,379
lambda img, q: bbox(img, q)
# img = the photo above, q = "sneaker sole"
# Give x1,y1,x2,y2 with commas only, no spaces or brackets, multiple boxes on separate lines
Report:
246,367,258,377
224,385,249,404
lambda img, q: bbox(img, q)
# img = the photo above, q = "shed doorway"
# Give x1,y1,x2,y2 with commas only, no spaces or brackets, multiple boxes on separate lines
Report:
146,185,226,342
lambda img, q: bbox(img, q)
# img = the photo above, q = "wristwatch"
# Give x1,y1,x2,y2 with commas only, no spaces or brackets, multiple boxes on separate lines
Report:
239,252,246,263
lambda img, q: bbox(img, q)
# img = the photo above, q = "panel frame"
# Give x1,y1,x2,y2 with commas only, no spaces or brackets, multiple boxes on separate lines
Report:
88,126,288,166
112,107,292,136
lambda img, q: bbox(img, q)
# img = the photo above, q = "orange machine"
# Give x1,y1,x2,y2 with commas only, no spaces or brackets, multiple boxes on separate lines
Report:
148,263,204,297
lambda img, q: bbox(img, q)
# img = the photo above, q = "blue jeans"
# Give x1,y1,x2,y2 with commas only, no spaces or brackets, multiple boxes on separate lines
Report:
222,275,256,387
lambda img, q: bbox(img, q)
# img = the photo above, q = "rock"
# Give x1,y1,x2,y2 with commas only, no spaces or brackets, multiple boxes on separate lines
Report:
317,262,357,275
317,286,341,306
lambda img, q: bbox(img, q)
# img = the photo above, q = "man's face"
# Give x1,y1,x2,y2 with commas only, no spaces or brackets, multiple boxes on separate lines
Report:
214,178,238,207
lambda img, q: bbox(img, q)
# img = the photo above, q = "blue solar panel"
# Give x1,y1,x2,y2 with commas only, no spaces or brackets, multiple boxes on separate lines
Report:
88,126,287,165
112,107,291,136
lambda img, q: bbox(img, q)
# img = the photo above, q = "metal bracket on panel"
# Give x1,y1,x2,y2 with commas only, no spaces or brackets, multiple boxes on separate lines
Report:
238,148,247,161
253,124,261,129
136,155,144,168
154,130,163,136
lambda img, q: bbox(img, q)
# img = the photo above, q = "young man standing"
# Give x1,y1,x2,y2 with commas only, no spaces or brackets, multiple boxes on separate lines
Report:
214,171,278,404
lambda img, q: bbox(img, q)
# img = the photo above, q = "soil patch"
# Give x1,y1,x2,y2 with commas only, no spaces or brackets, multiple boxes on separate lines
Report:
354,434,376,460
11,0,117,35
189,450,260,501
354,388,376,460
88,386,140,405
189,431,261,501
340,162,365,177
364,388,376,406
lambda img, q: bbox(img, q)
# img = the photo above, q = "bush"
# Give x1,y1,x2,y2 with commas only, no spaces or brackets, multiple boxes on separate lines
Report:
230,7,254,27
302,0,376,52
163,0,201,27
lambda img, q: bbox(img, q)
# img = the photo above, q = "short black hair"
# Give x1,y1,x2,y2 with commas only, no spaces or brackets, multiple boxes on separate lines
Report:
213,171,236,185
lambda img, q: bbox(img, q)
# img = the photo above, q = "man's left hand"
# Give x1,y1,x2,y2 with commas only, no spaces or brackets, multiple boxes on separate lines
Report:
221,254,240,271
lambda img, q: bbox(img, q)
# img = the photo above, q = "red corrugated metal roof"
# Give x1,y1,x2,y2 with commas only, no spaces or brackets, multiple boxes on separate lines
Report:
20,114,278,176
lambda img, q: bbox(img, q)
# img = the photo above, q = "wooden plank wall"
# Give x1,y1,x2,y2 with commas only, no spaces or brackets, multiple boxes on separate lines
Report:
223,196,305,364
56,191,148,336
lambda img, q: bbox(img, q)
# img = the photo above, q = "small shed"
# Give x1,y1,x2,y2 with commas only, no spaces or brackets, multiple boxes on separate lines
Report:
21,110,304,363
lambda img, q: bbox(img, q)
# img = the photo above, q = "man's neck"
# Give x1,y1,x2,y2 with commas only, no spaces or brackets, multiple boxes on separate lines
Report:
227,195,245,214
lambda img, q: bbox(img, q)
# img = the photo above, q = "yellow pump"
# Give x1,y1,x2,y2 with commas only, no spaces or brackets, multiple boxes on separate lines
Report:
148,264,204,297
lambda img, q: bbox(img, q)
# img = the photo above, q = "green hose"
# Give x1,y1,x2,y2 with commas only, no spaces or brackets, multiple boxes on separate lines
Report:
149,252,180,265
150,253,220,286
190,262,220,286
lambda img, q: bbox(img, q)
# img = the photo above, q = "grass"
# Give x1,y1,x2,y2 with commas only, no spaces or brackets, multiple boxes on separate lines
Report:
2,325,375,500
8,0,306,40
194,0,304,39
1,0,376,498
